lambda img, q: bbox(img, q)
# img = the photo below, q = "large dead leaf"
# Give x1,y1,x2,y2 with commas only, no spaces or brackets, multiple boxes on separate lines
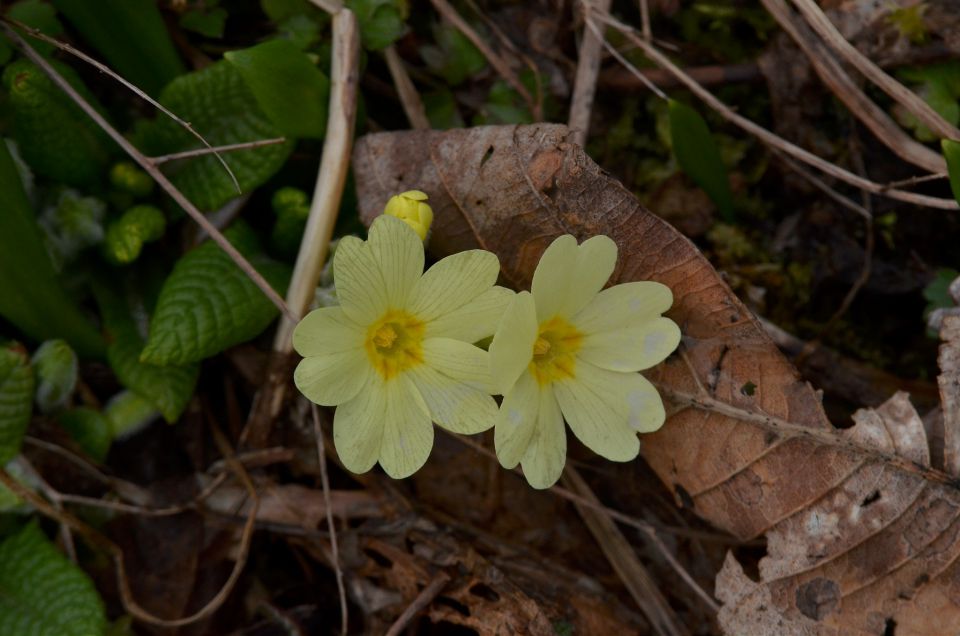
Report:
352,124,960,635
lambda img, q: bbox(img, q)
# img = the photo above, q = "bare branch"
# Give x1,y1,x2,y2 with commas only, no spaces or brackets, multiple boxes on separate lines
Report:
151,137,287,164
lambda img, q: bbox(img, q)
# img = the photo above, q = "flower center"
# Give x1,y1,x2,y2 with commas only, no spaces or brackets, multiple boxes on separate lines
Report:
530,316,582,386
365,309,425,380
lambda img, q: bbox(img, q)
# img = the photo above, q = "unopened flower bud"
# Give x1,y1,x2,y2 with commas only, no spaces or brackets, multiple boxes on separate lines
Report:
383,190,433,241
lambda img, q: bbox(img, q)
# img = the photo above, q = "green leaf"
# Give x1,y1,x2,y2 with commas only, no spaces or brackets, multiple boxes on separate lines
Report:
6,0,65,57
141,224,292,366
668,99,735,222
346,0,406,50
271,186,310,256
420,23,486,86
138,60,295,211
57,407,111,461
225,39,330,139
0,523,107,636
3,59,113,187
423,88,465,129
179,7,228,38
49,0,184,96
31,339,77,414
0,345,34,466
103,390,157,440
0,140,104,358
103,205,166,265
943,138,960,205
96,284,198,423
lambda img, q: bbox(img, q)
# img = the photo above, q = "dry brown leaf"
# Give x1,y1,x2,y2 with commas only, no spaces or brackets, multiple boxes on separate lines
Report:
352,124,960,635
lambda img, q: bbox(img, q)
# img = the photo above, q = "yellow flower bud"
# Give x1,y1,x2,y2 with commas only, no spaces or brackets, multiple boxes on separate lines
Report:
383,190,434,241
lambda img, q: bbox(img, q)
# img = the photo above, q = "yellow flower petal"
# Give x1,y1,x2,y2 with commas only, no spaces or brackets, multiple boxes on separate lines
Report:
409,365,497,434
561,235,617,317
409,250,500,322
292,307,364,357
378,374,433,478
624,372,666,433
520,385,566,489
531,235,578,319
367,215,424,307
489,291,538,394
294,349,371,406
425,286,514,343
579,316,681,372
572,281,673,335
333,236,388,324
333,376,387,473
422,338,494,391
553,362,641,461
494,370,540,469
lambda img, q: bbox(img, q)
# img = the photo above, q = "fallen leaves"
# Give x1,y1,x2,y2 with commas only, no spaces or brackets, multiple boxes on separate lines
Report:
353,123,960,634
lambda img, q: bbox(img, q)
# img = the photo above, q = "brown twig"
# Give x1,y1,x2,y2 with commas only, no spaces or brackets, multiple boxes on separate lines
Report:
562,467,696,636
448,433,721,612
312,403,349,635
0,23,296,320
151,138,288,164
589,9,959,210
881,172,948,191
384,570,452,636
569,0,614,146
429,0,539,119
760,0,945,173
384,45,430,130
788,0,960,140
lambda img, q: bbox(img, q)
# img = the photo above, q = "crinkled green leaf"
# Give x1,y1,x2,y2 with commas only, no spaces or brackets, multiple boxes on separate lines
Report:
57,407,111,461
50,0,183,96
668,99,735,222
31,339,76,414
103,205,166,265
141,224,292,366
0,141,104,358
346,0,406,50
6,0,65,57
96,285,198,423
103,390,158,440
3,59,113,187
0,522,107,636
943,138,960,205
0,345,34,466
225,39,329,139
139,60,295,211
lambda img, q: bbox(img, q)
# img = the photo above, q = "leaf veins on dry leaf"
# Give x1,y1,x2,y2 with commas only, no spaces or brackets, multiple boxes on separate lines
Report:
353,124,960,635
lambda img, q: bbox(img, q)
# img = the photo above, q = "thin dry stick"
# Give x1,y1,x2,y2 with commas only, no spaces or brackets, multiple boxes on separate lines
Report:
760,0,945,173
561,468,689,636
774,150,870,219
273,10,360,350
589,10,959,210
14,457,76,562
3,17,241,193
568,0,614,146
0,462,259,628
882,172,948,190
0,24,295,320
312,403,349,636
590,21,666,98
384,45,430,130
428,0,538,119
789,0,960,140
151,137,287,164
57,473,229,518
449,433,720,611
639,0,652,41
384,570,452,636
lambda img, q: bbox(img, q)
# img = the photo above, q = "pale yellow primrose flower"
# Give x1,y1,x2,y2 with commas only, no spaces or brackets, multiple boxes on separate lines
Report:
489,235,681,489
293,215,512,478
383,190,434,241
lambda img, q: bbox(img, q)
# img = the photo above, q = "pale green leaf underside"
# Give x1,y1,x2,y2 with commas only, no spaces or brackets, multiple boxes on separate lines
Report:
141,60,294,211
0,348,34,466
141,225,292,366
0,523,106,636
